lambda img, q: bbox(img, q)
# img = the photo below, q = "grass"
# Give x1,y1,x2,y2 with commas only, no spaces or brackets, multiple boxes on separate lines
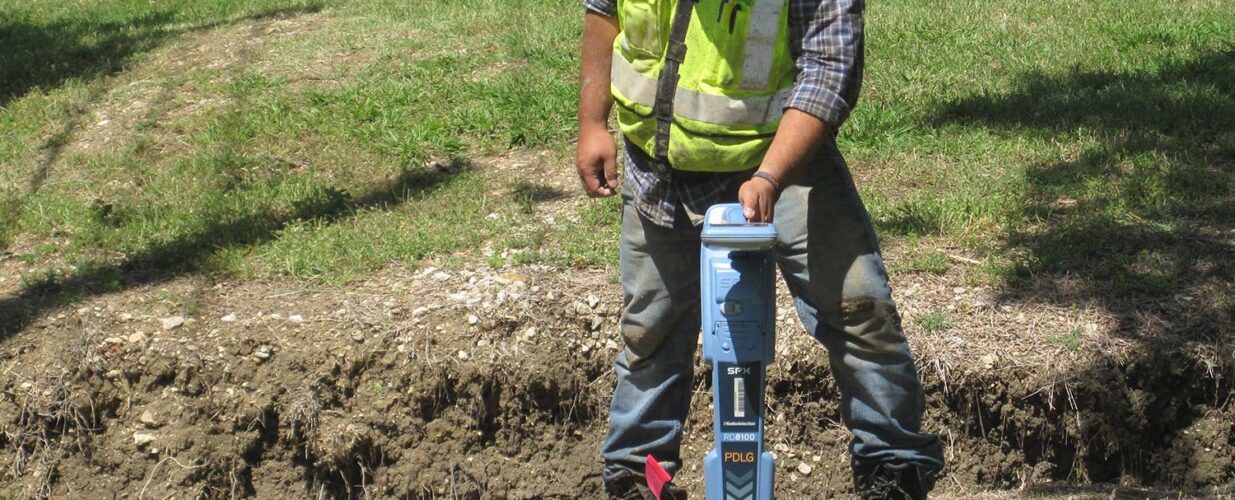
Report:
1047,328,1085,352
0,0,581,290
916,312,952,333
854,0,1233,285
0,0,1232,338
897,239,950,275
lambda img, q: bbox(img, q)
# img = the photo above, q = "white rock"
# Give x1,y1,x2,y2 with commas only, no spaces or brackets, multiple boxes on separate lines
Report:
221,313,237,322
587,294,600,309
161,316,185,330
433,271,453,281
468,315,479,325
797,462,813,476
133,431,157,447
289,314,304,323
412,306,430,316
127,332,146,344
139,410,160,427
458,350,469,360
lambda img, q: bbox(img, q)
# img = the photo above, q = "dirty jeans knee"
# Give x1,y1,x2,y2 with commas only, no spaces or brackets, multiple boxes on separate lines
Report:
602,195,702,475
775,146,945,484
796,293,943,481
601,327,696,474
602,291,699,474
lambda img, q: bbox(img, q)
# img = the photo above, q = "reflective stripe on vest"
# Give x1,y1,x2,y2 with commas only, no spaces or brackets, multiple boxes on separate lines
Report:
611,51,791,126
740,0,786,91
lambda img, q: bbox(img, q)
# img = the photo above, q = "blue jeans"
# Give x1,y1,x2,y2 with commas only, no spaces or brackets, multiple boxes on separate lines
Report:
600,145,945,485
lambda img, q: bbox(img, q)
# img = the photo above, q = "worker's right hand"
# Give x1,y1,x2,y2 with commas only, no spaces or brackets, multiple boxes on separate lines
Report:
576,126,619,197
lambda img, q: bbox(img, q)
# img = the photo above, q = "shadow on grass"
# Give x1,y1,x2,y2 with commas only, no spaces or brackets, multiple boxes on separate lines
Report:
0,2,325,107
511,181,568,204
511,180,568,215
932,50,1235,485
0,2,327,250
0,160,468,341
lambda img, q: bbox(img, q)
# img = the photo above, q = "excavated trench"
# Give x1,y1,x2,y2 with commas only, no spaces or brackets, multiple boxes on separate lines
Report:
1,270,1233,498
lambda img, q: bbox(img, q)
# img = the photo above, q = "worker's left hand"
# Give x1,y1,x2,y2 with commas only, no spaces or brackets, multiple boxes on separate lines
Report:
738,175,780,223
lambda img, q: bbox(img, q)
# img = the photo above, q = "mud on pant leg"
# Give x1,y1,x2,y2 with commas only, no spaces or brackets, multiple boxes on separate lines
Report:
601,195,703,475
772,147,945,484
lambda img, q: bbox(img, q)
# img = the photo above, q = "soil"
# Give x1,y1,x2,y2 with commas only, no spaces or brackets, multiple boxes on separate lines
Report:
2,256,1233,498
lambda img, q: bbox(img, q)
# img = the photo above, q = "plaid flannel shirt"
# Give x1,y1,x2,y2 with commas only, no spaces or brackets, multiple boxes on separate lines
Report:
584,0,865,227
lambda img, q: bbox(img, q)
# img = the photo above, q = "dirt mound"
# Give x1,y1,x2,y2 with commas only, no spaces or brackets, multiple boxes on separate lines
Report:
2,262,1233,498
1,266,616,498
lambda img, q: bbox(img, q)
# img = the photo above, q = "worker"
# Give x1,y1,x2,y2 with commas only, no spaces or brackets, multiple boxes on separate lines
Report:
575,0,945,498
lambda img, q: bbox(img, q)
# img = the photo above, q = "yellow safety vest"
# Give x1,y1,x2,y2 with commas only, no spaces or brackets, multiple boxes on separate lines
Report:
612,0,795,173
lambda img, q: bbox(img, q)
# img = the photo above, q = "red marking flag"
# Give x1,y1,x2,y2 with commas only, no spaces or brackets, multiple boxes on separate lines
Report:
645,455,673,500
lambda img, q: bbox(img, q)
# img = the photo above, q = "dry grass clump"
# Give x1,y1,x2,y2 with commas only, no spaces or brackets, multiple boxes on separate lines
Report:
287,387,322,458
4,365,97,500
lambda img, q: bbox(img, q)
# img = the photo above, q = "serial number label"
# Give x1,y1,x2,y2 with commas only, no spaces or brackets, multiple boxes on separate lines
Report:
723,433,758,442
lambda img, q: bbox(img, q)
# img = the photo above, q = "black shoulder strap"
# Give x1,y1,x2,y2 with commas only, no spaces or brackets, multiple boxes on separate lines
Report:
649,0,696,180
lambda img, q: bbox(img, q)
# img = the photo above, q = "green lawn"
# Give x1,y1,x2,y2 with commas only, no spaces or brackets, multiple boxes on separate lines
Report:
856,0,1234,291
0,0,585,292
0,0,1231,308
